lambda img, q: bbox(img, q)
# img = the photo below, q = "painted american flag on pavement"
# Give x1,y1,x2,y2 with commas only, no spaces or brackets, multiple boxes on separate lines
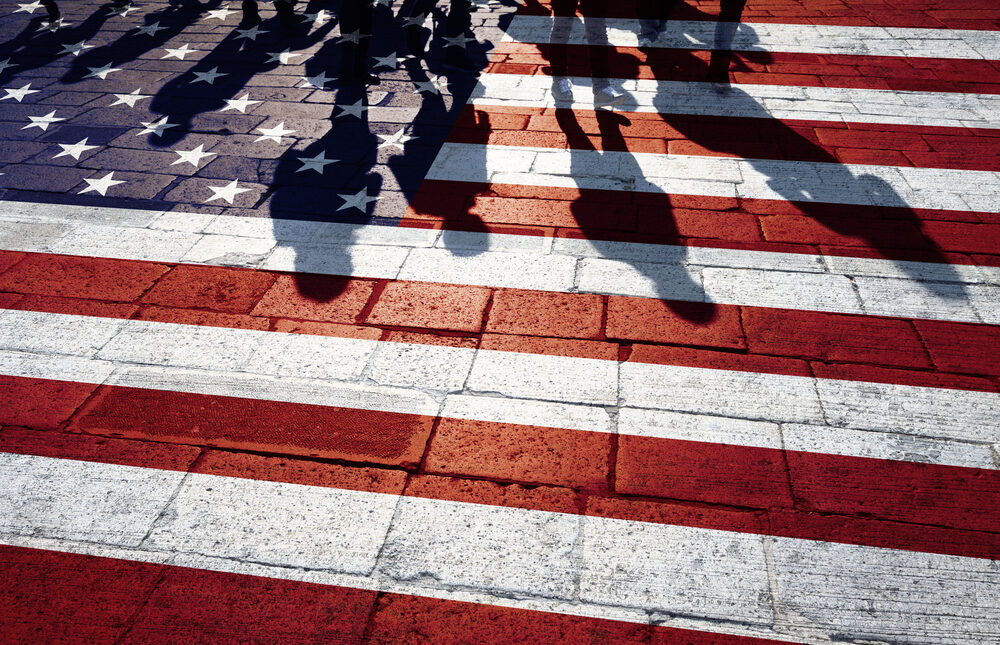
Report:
0,0,998,641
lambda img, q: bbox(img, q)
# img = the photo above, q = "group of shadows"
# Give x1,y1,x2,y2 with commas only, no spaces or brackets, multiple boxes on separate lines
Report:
0,0,963,314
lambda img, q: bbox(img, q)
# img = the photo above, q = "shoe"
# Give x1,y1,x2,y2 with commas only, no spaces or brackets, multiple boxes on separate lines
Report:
551,78,573,102
637,31,657,48
593,86,625,108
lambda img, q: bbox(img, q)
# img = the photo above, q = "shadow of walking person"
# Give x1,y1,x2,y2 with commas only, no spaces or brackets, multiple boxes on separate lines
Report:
265,77,383,302
143,6,334,148
644,0,965,301
0,2,116,83
558,104,717,322
389,0,498,256
519,0,714,321
60,0,223,84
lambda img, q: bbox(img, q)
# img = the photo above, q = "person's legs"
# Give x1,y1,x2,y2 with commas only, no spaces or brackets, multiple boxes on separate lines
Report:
548,0,579,101
708,0,748,82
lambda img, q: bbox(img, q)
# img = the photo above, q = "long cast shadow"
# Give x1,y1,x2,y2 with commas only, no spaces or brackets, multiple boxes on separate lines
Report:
0,3,115,83
60,0,223,85
645,0,964,297
143,1,335,147
266,0,506,300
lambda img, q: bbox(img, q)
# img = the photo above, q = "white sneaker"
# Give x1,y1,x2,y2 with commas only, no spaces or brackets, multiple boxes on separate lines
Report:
552,78,573,102
593,86,626,108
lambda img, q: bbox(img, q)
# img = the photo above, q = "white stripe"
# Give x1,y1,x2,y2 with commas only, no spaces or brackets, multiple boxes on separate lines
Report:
503,16,1000,60
1,453,997,644
471,73,1000,129
427,141,998,213
1,202,997,323
1,310,997,467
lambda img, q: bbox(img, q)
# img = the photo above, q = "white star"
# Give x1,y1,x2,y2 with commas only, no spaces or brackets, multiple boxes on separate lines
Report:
299,71,332,89
220,93,260,113
0,59,15,75
301,9,330,25
375,0,391,7
84,63,122,80
22,110,64,131
171,144,215,168
254,121,295,144
190,67,228,84
53,137,99,160
161,44,198,60
335,100,367,119
107,4,136,17
205,179,251,204
14,1,43,14
204,5,234,20
404,13,427,27
59,40,94,56
296,151,336,173
413,77,443,94
443,34,474,48
1,83,39,102
137,116,178,137
39,18,69,31
235,24,267,40
337,187,379,212
339,29,361,44
109,88,150,107
377,127,414,151
79,171,125,196
265,48,303,64
133,21,167,37
371,52,397,69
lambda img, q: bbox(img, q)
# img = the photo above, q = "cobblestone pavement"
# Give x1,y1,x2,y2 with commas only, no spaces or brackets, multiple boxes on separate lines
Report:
0,0,999,642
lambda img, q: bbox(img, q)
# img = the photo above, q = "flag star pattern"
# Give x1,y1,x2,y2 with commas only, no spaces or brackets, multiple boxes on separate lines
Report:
0,0,998,642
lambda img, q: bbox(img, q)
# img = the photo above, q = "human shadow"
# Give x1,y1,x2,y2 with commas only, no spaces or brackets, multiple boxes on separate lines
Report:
644,0,965,295
561,106,716,321
0,3,115,83
265,0,503,300
60,0,223,85
264,0,390,302
142,2,335,147
387,0,497,255
515,0,714,320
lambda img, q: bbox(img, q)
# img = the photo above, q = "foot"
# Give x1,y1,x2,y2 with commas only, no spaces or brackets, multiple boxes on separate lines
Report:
593,85,626,108
707,55,729,84
637,31,657,48
552,78,573,102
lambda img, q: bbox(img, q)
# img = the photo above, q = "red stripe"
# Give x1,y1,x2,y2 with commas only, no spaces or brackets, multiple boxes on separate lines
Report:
3,414,999,558
0,544,790,644
451,104,1000,172
520,0,1000,30
490,43,1000,96
409,179,1000,267
2,251,998,390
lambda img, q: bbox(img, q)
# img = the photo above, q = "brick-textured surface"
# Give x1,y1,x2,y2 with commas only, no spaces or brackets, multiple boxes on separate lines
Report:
1,0,999,641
